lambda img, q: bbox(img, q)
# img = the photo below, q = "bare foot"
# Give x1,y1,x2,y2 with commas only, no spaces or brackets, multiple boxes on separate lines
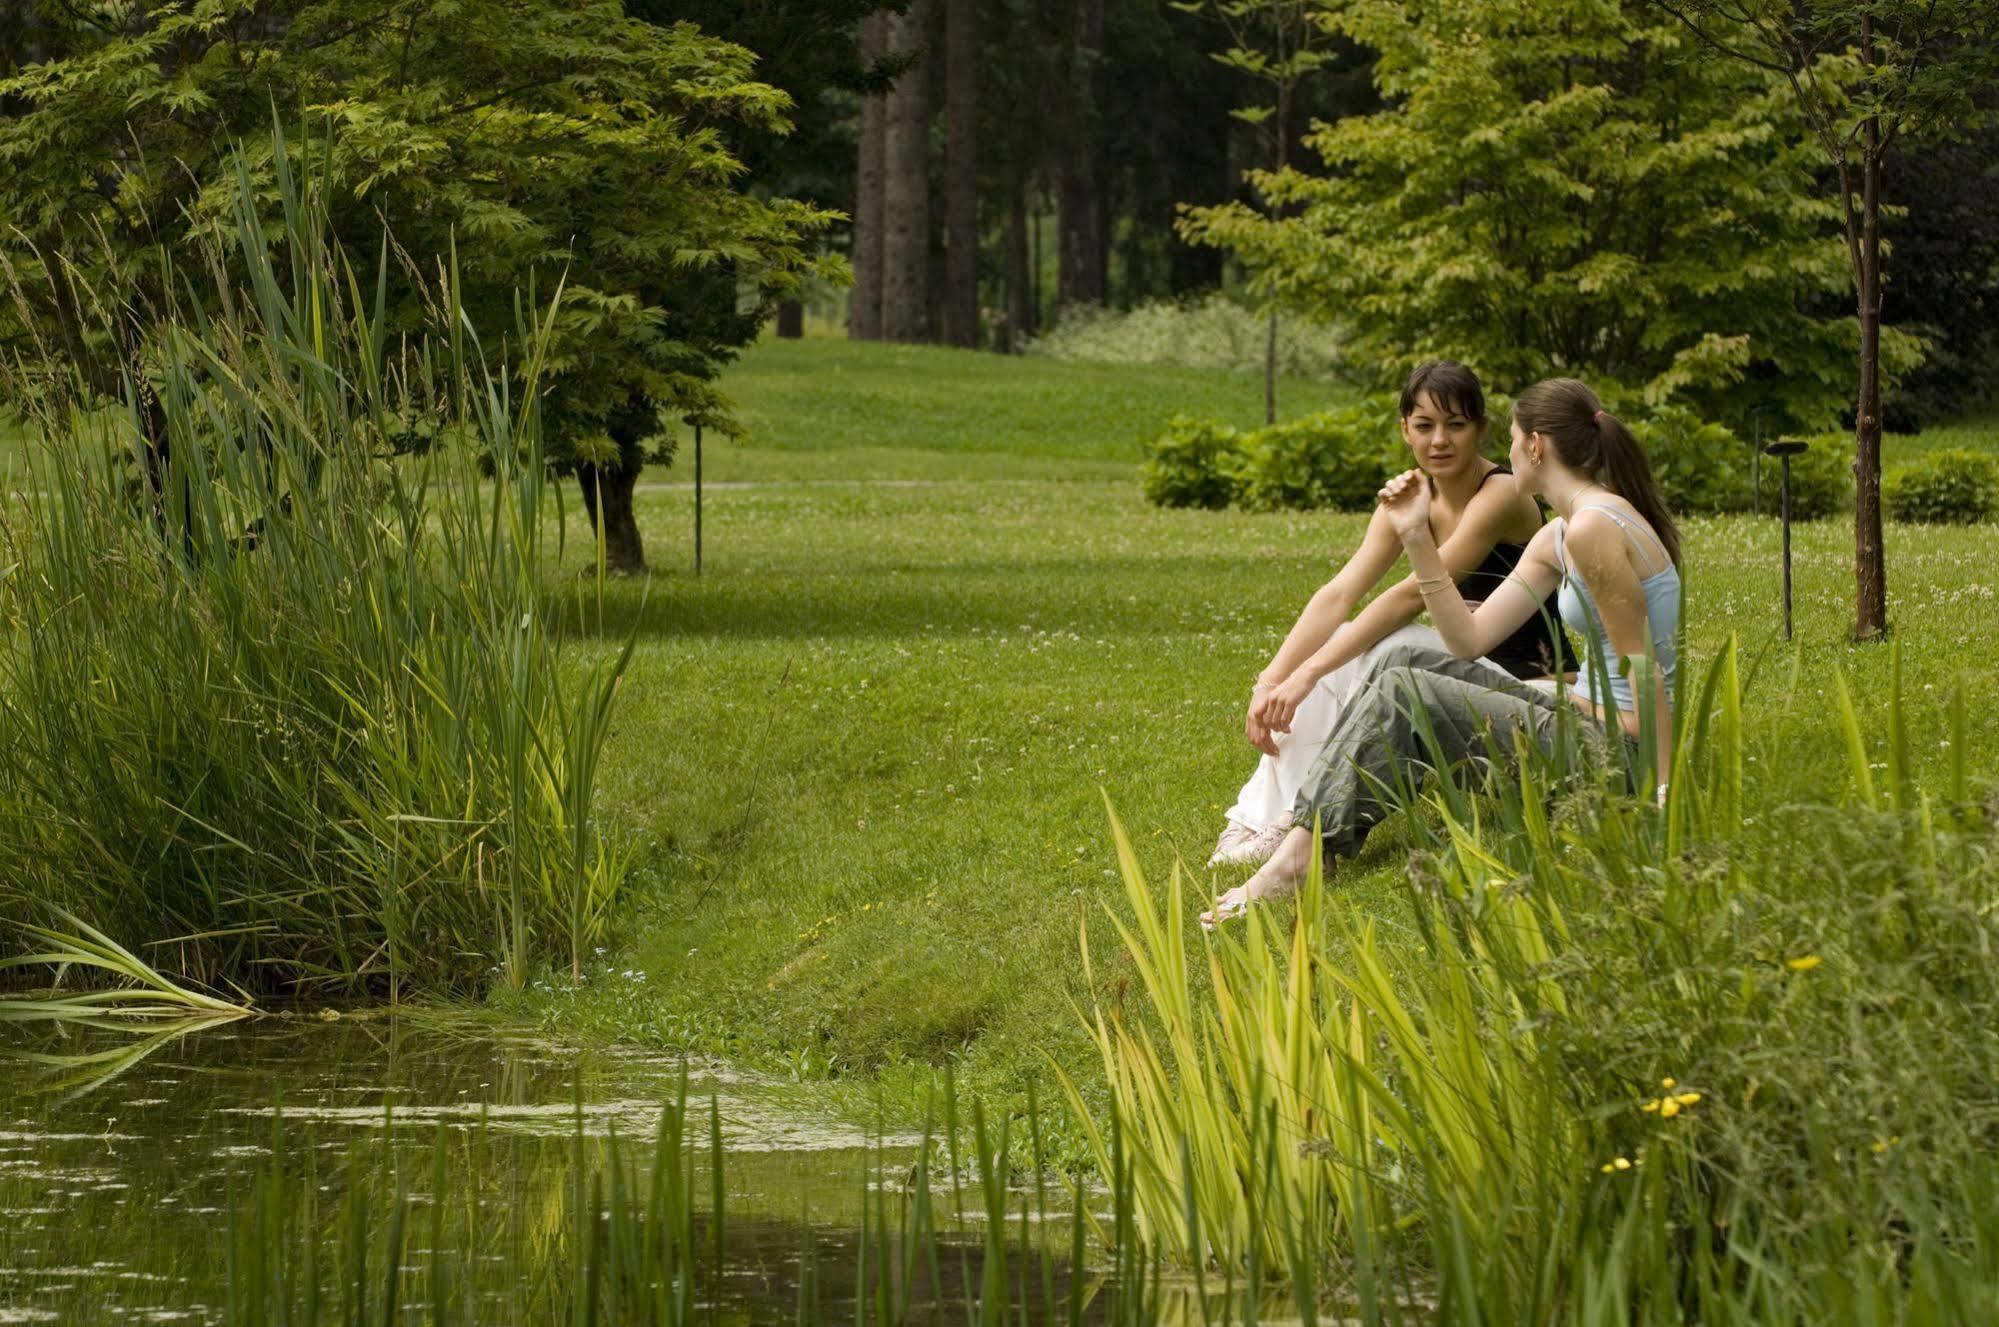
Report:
1200,826,1312,929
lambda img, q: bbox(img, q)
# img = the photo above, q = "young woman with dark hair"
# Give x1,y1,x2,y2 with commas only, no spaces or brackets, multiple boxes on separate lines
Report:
1203,377,1681,928
1209,361,1572,868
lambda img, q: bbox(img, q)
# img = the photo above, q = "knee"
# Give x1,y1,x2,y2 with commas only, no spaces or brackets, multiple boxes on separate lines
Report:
1366,638,1430,678
1366,665,1438,714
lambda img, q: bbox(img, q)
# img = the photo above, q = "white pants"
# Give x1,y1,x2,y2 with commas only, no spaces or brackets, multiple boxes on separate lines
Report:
1223,624,1559,829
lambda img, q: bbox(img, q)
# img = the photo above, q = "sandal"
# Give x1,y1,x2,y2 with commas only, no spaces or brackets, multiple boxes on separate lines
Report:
1199,885,1255,930
1207,814,1293,868
1206,821,1255,868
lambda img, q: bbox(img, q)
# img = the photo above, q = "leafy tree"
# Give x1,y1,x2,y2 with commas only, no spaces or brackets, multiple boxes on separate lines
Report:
1648,0,1999,638
1180,0,1888,434
0,0,839,572
1172,0,1341,424
636,0,904,340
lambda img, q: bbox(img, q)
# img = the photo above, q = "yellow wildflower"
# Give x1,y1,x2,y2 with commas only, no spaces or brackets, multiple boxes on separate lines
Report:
1871,1135,1902,1155
1786,955,1822,972
1661,1077,1677,1090
1642,1089,1701,1119
1599,1156,1634,1174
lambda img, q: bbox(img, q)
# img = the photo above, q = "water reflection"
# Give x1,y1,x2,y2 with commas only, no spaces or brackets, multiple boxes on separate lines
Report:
0,1016,1314,1325
0,1015,933,1323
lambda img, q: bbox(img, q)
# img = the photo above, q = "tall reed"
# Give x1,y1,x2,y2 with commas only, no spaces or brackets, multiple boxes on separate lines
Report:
0,131,632,997
217,1073,1171,1327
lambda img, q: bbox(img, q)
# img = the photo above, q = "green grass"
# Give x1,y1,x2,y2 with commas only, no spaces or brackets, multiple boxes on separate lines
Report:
505,338,1999,1130
695,338,1360,481
1888,407,1999,458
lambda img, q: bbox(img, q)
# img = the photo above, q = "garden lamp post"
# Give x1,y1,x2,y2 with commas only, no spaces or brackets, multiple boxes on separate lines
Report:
684,414,704,576
1764,438,1808,640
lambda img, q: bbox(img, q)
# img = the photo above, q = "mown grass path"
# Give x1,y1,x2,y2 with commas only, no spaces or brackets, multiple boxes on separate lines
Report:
506,340,1999,1124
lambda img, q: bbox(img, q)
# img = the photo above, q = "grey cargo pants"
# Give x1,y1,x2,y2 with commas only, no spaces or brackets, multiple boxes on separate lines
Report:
1288,637,1633,862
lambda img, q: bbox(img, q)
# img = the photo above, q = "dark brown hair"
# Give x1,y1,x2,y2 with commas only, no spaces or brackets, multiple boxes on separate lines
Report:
1512,378,1681,566
1400,360,1485,423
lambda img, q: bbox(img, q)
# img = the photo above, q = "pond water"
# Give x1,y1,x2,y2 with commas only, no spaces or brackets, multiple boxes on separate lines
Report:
0,1012,1106,1325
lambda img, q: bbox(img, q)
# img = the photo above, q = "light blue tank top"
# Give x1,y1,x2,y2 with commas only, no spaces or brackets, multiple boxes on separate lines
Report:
1553,503,1681,719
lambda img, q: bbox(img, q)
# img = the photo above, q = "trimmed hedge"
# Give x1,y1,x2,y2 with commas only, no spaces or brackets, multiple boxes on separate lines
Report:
1146,398,1815,517
1884,449,1999,524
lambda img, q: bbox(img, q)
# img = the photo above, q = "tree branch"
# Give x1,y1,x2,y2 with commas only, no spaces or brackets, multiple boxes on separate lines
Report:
1648,0,1790,73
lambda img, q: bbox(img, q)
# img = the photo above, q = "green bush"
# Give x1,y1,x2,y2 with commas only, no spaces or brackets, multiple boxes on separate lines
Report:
1235,403,1400,513
1140,415,1246,509
1756,432,1855,520
1642,404,1753,514
1884,448,1999,524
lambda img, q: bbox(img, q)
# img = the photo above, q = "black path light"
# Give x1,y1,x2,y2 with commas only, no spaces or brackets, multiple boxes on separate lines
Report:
1763,437,1809,640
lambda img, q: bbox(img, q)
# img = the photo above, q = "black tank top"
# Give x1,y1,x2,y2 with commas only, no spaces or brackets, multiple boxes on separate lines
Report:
1459,467,1573,680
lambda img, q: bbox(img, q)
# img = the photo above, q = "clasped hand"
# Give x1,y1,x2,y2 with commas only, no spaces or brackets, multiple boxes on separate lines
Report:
1244,673,1313,754
1377,468,1431,542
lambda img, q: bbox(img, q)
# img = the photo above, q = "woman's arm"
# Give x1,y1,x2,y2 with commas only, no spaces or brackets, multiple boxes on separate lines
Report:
1257,508,1402,688
1255,478,1537,734
1562,511,1674,784
1241,510,1401,753
1379,471,1563,658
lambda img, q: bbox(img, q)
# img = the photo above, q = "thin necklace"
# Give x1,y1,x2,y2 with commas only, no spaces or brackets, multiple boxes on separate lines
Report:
1562,480,1606,519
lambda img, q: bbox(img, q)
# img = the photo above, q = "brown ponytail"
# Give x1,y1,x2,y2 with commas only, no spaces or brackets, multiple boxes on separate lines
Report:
1513,378,1681,566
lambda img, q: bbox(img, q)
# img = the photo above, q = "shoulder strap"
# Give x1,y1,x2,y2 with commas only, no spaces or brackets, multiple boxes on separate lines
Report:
1574,502,1670,574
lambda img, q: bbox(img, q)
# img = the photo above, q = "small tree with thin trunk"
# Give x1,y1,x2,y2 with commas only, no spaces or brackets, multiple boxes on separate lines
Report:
1649,0,1999,640
1172,0,1334,425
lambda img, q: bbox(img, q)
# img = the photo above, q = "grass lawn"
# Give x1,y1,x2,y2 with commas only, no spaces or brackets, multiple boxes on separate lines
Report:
500,339,1999,1131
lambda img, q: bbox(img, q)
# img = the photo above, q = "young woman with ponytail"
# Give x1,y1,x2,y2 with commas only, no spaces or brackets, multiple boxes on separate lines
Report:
1205,360,1571,871
1203,377,1682,928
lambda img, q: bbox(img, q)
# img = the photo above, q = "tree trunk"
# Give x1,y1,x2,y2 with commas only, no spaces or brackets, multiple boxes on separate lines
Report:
943,0,979,348
579,406,650,574
1056,0,1106,310
577,461,645,575
881,0,932,343
1002,176,1033,352
1264,309,1278,425
1854,116,1888,641
849,14,889,341
776,300,804,339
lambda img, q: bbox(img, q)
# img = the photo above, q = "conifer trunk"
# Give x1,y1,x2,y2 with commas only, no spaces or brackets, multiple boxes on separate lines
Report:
849,14,888,341
1057,0,1105,310
881,0,932,343
1003,177,1033,352
943,0,979,348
